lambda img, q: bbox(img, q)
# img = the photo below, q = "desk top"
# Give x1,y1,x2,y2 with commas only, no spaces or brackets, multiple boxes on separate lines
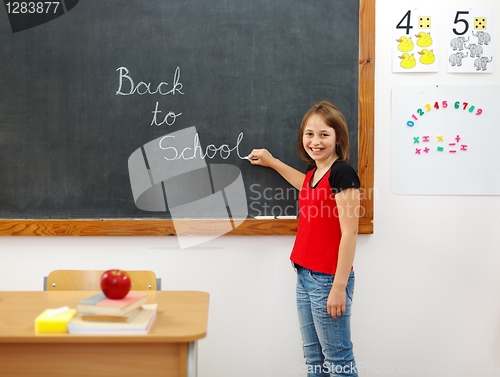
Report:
0,290,209,344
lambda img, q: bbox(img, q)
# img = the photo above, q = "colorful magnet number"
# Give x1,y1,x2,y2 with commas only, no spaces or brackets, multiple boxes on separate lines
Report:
406,99,483,126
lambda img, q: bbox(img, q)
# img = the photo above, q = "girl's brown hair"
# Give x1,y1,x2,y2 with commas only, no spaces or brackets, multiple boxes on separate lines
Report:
297,101,350,164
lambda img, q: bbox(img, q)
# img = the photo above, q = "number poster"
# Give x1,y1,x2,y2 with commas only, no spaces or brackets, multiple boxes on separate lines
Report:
393,8,439,73
391,85,500,195
448,7,494,73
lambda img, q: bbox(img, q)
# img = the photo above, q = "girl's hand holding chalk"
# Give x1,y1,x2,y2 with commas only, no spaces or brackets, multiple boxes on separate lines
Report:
246,149,276,167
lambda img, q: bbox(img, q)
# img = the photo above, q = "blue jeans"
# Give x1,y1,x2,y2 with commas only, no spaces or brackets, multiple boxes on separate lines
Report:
296,267,357,377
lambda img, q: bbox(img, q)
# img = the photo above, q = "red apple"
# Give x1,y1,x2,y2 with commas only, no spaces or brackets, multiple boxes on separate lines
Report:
100,269,131,299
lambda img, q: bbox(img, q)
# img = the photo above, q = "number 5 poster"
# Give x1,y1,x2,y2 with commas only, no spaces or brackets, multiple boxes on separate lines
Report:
393,8,439,73
448,7,494,73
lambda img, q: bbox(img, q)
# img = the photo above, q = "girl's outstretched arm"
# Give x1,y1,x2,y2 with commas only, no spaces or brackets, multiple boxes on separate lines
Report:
247,149,305,190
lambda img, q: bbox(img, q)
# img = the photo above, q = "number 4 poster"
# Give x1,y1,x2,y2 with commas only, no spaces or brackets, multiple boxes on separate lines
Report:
448,7,494,73
393,8,439,73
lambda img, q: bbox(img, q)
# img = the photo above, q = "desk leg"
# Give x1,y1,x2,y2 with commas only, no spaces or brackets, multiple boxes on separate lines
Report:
187,341,197,377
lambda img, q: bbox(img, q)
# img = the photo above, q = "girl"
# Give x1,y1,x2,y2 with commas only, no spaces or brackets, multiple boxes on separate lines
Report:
248,101,360,377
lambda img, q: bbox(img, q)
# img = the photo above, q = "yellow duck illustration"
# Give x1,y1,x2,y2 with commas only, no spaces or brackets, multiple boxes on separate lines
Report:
415,32,433,47
396,36,414,52
399,53,417,69
418,49,435,65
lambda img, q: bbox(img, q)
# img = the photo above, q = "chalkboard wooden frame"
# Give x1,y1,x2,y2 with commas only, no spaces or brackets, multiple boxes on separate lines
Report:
0,0,374,236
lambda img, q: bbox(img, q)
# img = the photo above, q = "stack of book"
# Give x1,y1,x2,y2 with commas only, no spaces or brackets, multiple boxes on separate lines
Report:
67,292,157,334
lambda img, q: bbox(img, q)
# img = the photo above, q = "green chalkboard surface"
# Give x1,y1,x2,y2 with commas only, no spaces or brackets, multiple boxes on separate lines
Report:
0,0,372,233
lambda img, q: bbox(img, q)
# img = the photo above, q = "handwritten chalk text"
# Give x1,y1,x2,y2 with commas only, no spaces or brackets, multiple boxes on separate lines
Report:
116,66,184,96
159,132,245,160
151,102,182,127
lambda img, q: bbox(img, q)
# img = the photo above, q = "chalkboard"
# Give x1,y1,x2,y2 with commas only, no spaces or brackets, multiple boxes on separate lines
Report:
0,0,374,235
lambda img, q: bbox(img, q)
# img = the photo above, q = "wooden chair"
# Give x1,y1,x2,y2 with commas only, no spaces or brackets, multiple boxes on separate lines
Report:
43,270,161,291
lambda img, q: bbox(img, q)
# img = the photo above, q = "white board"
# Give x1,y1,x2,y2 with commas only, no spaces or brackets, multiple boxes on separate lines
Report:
391,84,500,195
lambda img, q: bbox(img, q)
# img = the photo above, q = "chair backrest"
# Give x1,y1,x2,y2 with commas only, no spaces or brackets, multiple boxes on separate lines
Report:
44,270,160,291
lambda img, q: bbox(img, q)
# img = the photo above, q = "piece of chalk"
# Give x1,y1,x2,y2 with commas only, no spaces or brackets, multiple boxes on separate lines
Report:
243,156,259,161
254,216,275,219
276,216,297,219
45,306,70,317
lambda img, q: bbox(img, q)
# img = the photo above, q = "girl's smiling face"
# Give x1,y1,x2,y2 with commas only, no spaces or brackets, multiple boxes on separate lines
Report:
302,114,338,166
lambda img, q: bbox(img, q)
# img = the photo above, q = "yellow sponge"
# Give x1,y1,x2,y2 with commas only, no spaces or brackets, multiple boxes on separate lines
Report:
35,307,77,333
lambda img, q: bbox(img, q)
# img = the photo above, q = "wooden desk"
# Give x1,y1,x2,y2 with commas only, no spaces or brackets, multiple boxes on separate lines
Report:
0,291,209,377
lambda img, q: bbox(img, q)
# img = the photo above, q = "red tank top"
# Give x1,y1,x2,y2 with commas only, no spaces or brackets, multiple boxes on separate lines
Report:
290,168,342,274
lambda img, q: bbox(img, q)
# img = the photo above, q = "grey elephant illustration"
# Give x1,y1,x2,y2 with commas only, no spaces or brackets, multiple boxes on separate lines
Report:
474,56,493,71
464,43,483,58
472,31,491,45
450,36,469,51
449,52,468,66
